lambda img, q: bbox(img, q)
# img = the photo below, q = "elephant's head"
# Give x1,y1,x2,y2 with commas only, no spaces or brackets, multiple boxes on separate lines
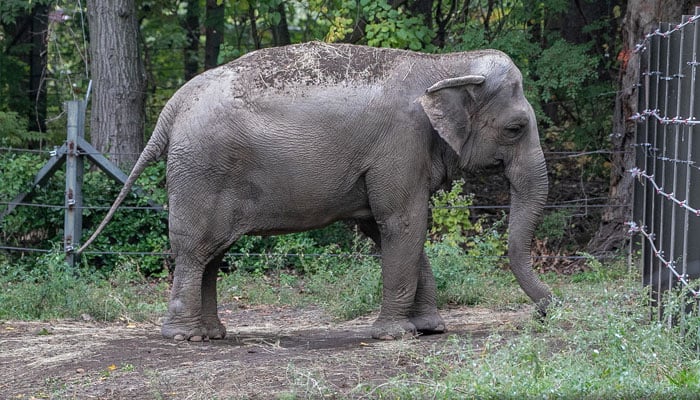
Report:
419,53,552,313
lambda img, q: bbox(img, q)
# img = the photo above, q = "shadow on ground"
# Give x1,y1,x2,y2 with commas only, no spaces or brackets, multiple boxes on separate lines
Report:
0,304,532,399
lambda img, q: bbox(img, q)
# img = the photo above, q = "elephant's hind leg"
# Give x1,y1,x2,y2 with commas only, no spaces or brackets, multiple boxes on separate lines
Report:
161,250,209,341
201,253,227,339
162,222,241,341
409,252,446,334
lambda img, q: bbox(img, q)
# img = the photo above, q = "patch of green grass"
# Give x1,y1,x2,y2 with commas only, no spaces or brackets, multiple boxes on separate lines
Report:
218,248,383,320
350,276,700,399
0,249,168,322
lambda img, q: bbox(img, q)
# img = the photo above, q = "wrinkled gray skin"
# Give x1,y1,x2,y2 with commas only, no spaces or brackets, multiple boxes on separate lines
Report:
79,42,551,341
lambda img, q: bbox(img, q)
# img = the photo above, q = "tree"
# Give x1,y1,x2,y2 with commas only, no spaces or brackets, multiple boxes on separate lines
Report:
590,0,694,253
182,0,200,80
86,0,146,169
271,2,291,46
205,0,225,69
1,2,49,134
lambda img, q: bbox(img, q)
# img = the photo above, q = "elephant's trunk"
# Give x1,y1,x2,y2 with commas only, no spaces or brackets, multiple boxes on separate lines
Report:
505,145,552,314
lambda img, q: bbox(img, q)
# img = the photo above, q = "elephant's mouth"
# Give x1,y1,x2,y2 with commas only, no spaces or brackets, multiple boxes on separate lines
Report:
474,160,505,175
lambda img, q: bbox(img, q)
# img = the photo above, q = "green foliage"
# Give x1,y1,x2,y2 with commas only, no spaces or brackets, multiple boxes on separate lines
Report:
225,222,368,276
0,52,30,114
361,0,435,50
324,0,435,50
429,179,508,263
534,39,598,102
570,252,628,283
427,179,512,307
0,111,44,146
429,179,475,246
0,153,169,275
80,162,169,276
219,237,383,320
0,248,168,321
536,209,571,242
0,0,51,25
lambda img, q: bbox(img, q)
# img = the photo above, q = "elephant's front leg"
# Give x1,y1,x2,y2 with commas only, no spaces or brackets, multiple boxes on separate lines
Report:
410,252,446,333
372,213,427,340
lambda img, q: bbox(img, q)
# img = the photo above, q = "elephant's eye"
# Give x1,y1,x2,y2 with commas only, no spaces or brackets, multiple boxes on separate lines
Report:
504,123,525,138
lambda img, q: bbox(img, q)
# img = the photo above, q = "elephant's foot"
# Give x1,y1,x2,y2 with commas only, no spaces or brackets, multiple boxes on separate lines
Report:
410,312,447,334
202,316,227,340
371,318,417,340
161,317,209,342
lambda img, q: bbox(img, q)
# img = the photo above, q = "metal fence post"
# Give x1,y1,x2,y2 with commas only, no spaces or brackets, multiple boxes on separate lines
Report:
64,100,86,266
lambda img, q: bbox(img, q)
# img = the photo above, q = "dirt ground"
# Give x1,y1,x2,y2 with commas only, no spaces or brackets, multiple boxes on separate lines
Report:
0,304,532,399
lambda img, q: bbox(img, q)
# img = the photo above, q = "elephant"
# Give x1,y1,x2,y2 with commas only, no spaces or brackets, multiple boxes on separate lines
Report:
78,41,552,341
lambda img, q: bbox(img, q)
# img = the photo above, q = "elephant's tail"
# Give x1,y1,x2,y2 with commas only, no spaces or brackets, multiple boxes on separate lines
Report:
76,107,172,254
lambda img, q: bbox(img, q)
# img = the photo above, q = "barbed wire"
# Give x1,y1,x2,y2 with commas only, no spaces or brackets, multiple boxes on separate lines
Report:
629,167,700,216
626,222,699,298
630,109,700,126
632,142,700,173
0,201,162,211
626,11,700,318
633,14,700,53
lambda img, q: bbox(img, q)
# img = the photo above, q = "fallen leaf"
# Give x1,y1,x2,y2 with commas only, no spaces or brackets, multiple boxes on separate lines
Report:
107,364,117,371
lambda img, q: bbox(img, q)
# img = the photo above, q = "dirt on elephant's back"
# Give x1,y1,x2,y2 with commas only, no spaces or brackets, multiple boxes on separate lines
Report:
0,304,532,399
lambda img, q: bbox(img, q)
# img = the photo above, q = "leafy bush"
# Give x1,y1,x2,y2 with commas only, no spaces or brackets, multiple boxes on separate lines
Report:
0,111,43,146
428,179,512,307
225,222,364,276
325,0,435,50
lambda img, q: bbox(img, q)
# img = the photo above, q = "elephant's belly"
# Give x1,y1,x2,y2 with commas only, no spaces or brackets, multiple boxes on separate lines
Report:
246,203,373,236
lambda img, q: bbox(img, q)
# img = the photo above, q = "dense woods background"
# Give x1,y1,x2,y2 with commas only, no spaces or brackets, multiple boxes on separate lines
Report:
1,0,697,263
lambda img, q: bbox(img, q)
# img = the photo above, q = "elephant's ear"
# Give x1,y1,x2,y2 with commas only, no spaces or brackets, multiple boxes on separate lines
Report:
418,75,485,156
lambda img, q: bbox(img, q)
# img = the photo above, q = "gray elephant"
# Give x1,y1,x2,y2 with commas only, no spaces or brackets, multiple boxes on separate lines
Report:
79,41,551,341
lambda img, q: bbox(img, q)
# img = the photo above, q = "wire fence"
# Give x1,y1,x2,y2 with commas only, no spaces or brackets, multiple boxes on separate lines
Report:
1,142,615,262
629,8,700,326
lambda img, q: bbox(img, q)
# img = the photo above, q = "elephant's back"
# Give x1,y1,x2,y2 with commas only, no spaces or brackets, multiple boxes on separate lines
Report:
220,42,410,94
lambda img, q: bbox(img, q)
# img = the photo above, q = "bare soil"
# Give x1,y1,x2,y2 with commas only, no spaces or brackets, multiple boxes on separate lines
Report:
0,304,532,399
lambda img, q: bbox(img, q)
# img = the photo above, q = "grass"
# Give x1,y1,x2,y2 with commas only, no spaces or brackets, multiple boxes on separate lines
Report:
0,250,168,322
345,277,700,399
1,244,699,399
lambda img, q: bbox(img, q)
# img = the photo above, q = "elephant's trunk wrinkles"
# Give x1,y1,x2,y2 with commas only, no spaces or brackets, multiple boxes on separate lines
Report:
505,147,552,314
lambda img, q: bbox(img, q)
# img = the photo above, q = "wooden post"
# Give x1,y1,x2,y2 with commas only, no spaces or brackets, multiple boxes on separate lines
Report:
64,100,86,266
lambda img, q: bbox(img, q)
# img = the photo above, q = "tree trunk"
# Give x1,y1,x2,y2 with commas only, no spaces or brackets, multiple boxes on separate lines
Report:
86,0,146,169
182,0,200,81
271,2,291,46
29,4,48,134
205,0,225,69
590,0,691,253
247,4,261,50
2,4,48,135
